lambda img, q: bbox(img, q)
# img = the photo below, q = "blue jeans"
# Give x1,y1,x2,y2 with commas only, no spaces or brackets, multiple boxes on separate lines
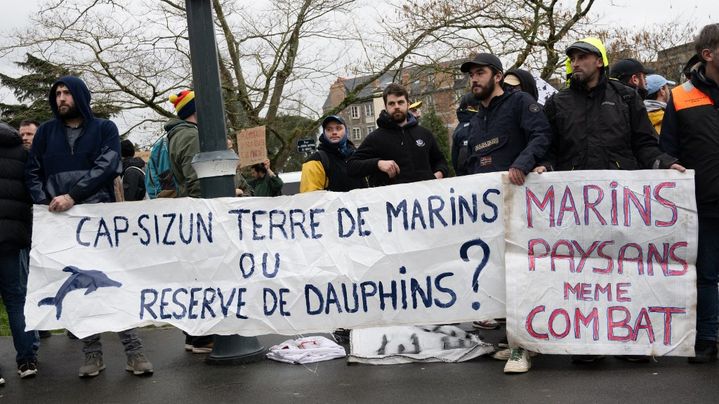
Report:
0,249,38,364
696,217,719,342
82,329,144,355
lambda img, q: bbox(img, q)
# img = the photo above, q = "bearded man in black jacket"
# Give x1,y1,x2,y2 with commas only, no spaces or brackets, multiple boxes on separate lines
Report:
347,83,448,187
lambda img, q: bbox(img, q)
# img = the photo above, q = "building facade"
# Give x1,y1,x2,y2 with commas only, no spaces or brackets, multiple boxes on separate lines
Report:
322,60,469,145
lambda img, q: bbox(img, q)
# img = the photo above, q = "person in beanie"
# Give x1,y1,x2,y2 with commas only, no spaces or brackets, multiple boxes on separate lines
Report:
0,122,39,384
300,115,366,192
25,76,153,377
660,23,719,363
120,139,146,201
165,89,216,353
166,89,201,198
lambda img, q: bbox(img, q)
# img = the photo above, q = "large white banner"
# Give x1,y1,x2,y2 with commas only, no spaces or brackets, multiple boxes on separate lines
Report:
26,174,506,338
505,170,697,356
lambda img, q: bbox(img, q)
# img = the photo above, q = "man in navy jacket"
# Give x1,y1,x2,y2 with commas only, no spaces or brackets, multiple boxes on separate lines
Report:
25,76,154,377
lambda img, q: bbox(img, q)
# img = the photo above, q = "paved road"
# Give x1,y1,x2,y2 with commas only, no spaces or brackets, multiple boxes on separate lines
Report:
0,327,717,403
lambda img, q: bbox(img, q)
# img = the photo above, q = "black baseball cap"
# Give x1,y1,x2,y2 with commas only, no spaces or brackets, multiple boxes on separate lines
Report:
565,41,602,58
609,58,650,80
460,53,503,73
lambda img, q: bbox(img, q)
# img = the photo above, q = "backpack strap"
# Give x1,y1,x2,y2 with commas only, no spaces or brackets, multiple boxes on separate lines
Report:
317,150,331,188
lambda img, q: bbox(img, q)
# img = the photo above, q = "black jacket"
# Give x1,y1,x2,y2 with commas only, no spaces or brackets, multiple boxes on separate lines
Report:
122,157,146,201
0,123,32,252
25,76,121,204
543,75,676,171
347,111,448,186
303,136,367,192
660,63,719,217
451,107,474,176
466,90,551,174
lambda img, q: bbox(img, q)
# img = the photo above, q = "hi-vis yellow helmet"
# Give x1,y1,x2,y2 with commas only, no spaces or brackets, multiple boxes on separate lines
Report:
564,37,609,78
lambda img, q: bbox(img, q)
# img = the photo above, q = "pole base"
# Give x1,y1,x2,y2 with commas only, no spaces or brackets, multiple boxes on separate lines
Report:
205,335,266,366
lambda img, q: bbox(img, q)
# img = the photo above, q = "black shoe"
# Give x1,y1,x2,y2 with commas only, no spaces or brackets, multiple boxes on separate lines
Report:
332,329,351,344
571,355,605,363
17,360,38,379
688,339,718,363
614,355,651,363
38,330,52,339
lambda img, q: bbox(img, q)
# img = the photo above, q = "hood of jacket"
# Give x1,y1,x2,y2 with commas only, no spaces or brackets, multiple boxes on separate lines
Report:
49,76,95,123
123,156,146,170
164,118,197,138
376,109,419,131
0,122,21,148
505,68,539,101
691,63,719,106
644,99,666,112
456,93,478,123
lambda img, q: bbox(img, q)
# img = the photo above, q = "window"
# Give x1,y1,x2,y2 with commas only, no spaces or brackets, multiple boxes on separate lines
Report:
350,105,360,119
366,126,375,135
352,127,362,140
364,103,373,117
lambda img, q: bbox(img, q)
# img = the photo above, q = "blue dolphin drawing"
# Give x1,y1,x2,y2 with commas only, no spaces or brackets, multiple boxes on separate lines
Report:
38,266,123,320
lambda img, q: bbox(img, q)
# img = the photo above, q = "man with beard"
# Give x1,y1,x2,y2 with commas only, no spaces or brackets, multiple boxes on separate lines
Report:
536,38,684,364
660,23,719,363
461,53,551,187
538,38,681,174
460,54,551,374
347,83,448,187
609,58,652,100
25,76,154,378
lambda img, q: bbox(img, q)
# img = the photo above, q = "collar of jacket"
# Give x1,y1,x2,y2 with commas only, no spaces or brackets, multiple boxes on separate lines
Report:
691,63,719,106
377,109,418,130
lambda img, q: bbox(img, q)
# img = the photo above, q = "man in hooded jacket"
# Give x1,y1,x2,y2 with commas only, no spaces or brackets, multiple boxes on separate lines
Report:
25,76,153,378
347,83,448,186
300,115,366,192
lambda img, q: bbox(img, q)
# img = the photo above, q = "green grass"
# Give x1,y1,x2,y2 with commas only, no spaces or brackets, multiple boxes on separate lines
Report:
0,300,10,336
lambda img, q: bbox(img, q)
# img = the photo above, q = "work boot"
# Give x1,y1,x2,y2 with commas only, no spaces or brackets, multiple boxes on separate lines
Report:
126,352,154,376
78,352,105,378
688,339,718,363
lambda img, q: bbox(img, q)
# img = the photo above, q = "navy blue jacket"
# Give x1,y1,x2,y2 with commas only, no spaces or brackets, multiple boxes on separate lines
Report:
26,76,121,204
466,90,551,174
451,107,474,176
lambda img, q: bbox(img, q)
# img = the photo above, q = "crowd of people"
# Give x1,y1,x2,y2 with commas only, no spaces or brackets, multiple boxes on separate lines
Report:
0,22,717,386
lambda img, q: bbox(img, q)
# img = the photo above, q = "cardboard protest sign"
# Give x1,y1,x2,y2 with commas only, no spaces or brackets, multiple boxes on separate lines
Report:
504,170,697,356
25,174,506,338
237,125,267,167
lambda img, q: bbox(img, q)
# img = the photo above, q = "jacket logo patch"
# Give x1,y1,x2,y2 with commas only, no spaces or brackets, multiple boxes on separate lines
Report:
601,101,615,106
415,139,426,147
528,103,541,113
473,137,499,152
480,156,492,167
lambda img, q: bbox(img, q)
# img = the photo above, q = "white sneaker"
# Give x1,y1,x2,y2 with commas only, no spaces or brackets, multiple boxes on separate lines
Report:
504,348,531,373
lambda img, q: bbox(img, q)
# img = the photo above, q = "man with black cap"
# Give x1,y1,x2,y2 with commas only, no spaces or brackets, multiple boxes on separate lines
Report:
460,53,551,186
300,115,366,192
459,53,552,374
538,37,682,174
660,23,719,363
610,58,651,99
347,83,448,186
537,38,684,364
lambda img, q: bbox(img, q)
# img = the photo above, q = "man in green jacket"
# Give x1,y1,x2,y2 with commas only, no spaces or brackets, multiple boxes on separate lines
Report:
248,159,283,197
166,90,201,198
